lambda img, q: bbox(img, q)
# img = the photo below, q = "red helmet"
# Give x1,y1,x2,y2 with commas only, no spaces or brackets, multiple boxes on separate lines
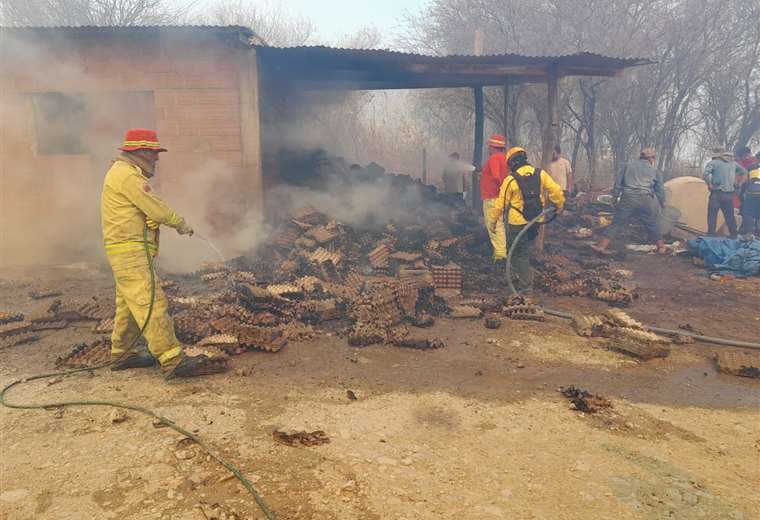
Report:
487,134,506,148
119,128,167,152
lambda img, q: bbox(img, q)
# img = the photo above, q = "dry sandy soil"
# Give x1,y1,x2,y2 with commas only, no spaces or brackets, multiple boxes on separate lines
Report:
1,252,759,520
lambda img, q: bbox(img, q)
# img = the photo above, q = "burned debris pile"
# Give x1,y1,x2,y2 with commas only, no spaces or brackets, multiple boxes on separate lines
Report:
2,177,655,363
163,203,485,354
534,254,638,307
560,386,613,414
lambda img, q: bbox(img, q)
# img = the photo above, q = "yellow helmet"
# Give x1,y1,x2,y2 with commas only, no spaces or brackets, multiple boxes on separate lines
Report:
505,146,526,163
749,167,760,179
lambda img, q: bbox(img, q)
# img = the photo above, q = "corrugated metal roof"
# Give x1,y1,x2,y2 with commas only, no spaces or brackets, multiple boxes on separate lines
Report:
1,24,251,33
0,25,650,64
255,45,650,67
255,46,651,89
0,24,255,43
0,25,651,87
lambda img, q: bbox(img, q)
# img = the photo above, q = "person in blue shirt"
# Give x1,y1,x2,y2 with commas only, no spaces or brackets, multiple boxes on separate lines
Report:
704,147,746,238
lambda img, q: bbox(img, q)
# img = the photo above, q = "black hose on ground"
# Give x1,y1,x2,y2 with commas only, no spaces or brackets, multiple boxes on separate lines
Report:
504,208,760,351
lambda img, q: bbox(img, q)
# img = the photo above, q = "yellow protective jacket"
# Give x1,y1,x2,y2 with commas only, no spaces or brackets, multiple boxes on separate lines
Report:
101,157,185,258
489,164,565,226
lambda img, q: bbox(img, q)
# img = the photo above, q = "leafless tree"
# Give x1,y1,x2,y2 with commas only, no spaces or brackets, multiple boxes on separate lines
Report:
208,0,316,47
401,0,760,185
0,0,197,26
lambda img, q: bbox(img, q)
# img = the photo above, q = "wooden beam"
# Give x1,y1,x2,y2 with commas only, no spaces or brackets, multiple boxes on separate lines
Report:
265,72,548,90
422,147,428,184
473,85,484,210
538,64,560,253
502,84,510,142
541,65,560,170
402,63,548,76
239,48,264,214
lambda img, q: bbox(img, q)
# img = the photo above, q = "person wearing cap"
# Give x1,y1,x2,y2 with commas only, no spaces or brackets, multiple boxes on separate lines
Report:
592,148,665,254
101,129,224,378
704,147,746,238
480,134,509,261
489,147,564,294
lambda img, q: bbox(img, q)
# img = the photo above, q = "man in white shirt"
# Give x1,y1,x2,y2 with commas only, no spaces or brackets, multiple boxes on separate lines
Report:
548,145,573,195
441,152,475,194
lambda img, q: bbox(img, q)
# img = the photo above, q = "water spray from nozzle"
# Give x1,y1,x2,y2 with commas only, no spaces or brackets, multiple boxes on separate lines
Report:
193,232,226,263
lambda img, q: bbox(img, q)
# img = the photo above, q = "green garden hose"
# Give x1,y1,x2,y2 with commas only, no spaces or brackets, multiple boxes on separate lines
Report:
0,226,276,520
504,209,760,351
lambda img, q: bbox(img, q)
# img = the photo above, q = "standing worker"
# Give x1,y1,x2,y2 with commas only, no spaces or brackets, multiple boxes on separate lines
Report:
592,148,665,254
489,147,564,294
704,147,745,238
101,129,227,378
442,152,475,195
480,134,509,262
548,145,574,196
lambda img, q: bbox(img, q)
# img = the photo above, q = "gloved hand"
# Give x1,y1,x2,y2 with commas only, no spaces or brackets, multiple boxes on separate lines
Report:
145,218,159,230
176,220,194,236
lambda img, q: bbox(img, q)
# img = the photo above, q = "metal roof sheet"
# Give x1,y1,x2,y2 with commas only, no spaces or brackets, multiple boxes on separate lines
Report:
1,24,251,33
0,24,255,44
255,45,650,67
0,25,651,88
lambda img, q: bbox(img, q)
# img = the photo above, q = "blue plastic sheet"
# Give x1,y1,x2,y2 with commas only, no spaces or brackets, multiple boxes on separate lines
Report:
687,237,760,277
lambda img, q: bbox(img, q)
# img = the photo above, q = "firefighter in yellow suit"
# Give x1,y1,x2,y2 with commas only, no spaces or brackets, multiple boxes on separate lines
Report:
488,147,565,294
102,128,225,378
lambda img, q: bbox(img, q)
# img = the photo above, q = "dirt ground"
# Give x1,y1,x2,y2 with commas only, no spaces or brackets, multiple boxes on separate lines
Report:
1,251,759,520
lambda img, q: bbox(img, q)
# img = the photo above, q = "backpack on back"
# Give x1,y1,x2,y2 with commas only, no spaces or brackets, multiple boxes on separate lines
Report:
747,177,760,197
512,166,543,221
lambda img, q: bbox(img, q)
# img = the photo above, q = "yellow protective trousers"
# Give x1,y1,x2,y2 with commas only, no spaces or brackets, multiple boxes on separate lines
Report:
107,249,182,371
482,198,507,260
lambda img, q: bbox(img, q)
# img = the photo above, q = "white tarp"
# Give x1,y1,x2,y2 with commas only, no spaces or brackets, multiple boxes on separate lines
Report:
664,176,725,236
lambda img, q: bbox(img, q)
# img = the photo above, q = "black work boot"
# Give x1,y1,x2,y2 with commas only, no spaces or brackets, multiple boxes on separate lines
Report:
111,351,157,371
163,354,229,379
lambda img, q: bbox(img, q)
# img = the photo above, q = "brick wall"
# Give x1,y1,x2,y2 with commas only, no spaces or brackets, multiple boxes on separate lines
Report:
0,29,252,265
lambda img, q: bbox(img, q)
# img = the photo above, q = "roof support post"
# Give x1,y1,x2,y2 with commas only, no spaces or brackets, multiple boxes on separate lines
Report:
541,63,560,170
472,85,484,210
538,63,560,252
502,84,510,144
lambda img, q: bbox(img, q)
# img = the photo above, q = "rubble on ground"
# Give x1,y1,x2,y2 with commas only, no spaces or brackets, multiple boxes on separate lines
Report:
5,186,657,359
484,315,502,329
28,289,62,300
56,339,111,369
715,351,760,379
0,320,33,338
502,296,545,321
0,332,38,350
273,429,331,447
560,386,613,413
572,309,671,360
0,311,24,325
534,255,638,306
